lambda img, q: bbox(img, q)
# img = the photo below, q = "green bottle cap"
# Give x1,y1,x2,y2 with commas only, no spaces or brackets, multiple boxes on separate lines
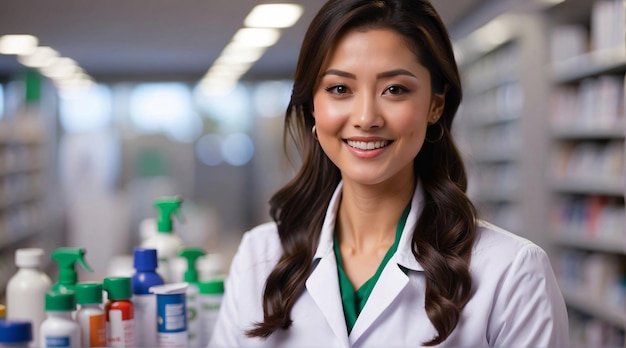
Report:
45,292,76,311
178,248,205,283
75,282,103,305
154,196,185,233
199,279,224,295
103,277,132,300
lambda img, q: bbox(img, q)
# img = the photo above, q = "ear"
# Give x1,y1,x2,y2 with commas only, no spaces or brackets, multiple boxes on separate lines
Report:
428,85,447,124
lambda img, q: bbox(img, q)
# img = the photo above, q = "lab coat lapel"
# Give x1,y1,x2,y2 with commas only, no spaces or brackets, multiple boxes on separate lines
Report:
306,256,350,347
305,182,350,347
349,183,425,345
348,256,409,345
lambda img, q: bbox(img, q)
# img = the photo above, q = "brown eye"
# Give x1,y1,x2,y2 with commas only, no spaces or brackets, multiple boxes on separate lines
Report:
384,85,410,95
325,85,349,94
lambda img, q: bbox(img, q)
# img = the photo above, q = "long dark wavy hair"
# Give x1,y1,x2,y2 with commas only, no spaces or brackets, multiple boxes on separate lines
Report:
246,0,477,345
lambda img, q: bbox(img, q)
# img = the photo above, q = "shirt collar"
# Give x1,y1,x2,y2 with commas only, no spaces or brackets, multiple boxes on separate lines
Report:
313,180,425,272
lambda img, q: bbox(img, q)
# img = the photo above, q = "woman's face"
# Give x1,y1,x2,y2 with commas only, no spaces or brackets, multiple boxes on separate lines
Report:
313,28,445,186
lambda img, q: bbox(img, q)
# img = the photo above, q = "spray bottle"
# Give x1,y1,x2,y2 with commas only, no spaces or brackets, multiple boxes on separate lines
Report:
141,196,185,283
178,248,205,347
50,248,93,293
6,248,52,347
131,248,164,348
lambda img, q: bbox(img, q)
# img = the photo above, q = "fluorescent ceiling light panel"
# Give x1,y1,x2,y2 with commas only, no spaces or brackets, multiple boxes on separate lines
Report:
233,28,281,47
0,35,38,55
244,3,304,28
18,46,59,68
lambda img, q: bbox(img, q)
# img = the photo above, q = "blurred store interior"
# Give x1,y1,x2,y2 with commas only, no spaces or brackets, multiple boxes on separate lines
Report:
0,0,624,345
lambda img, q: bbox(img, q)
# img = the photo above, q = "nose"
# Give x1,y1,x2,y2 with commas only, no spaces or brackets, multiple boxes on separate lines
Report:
352,91,382,130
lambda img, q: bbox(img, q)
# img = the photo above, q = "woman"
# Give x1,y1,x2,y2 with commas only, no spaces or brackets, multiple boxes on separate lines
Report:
210,0,569,346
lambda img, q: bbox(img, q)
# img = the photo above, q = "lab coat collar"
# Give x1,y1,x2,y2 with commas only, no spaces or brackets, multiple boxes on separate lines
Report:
307,180,426,346
312,180,425,272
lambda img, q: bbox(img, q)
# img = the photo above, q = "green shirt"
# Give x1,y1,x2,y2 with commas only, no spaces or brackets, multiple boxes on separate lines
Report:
333,204,411,333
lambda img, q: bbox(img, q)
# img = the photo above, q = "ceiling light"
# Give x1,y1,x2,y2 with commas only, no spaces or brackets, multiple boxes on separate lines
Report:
40,57,80,80
0,35,38,55
18,46,59,68
232,28,281,47
244,3,303,28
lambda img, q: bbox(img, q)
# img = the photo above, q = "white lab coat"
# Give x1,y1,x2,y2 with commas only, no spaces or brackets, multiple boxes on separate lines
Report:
210,182,569,347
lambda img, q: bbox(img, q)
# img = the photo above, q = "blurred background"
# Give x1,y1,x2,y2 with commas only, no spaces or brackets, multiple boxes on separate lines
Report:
0,0,624,346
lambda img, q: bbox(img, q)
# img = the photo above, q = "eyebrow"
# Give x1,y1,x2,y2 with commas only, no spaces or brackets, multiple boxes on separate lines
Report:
321,68,417,79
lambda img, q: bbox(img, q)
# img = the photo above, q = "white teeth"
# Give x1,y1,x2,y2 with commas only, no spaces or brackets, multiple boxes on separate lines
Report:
346,140,390,150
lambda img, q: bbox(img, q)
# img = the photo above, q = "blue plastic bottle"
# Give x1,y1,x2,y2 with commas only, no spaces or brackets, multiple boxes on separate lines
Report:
131,248,164,348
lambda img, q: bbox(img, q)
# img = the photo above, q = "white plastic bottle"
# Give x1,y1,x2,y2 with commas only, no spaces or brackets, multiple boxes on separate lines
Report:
141,196,185,282
6,248,52,348
75,283,106,347
198,279,224,348
40,292,80,348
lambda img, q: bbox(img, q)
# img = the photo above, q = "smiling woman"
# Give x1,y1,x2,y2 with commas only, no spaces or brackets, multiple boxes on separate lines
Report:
209,1,570,347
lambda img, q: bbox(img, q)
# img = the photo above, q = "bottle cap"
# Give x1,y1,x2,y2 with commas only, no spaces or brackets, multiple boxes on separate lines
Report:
154,196,184,233
179,248,205,283
133,248,158,271
103,277,132,300
15,248,44,268
0,319,32,343
45,292,76,311
75,282,103,305
199,279,224,295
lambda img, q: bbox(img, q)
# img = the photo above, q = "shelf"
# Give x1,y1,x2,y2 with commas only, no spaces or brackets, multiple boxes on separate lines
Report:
550,179,624,196
551,46,626,84
0,226,40,250
552,234,626,254
550,126,625,140
0,164,43,176
560,288,626,329
460,110,521,128
472,189,519,203
0,190,41,208
469,150,519,163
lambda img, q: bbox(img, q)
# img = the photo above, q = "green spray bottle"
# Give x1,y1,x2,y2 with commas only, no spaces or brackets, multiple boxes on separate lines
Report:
179,248,205,348
51,247,93,293
141,196,185,283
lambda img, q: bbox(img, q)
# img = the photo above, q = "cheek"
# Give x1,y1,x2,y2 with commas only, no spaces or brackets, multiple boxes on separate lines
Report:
312,95,347,130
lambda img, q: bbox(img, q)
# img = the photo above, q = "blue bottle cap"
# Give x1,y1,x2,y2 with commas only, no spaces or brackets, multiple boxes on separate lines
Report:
134,247,158,271
0,319,32,343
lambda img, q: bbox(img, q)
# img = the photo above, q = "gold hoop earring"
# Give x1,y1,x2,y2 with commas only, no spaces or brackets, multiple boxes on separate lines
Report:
425,122,444,143
311,125,318,141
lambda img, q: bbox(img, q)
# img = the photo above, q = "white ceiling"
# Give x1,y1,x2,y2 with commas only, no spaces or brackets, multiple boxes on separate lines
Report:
0,0,487,82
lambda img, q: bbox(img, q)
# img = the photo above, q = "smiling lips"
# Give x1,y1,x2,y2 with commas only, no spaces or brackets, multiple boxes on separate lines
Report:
345,139,392,150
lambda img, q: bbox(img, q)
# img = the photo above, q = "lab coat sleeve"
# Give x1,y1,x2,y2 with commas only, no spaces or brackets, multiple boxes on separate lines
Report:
208,234,247,348
488,244,570,348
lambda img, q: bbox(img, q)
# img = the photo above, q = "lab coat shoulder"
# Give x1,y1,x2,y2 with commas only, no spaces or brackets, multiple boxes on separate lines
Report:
209,222,283,348
460,220,570,348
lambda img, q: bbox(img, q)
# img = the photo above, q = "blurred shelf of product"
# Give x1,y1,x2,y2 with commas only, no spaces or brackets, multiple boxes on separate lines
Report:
546,0,626,345
0,69,65,300
454,10,550,245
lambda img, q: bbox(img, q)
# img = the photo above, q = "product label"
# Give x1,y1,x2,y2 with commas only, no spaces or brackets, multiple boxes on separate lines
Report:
89,313,107,346
107,310,135,347
156,293,187,348
45,336,70,347
199,295,223,347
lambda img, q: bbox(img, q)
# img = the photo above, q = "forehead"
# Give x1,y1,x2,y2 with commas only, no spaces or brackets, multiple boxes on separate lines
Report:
322,27,422,71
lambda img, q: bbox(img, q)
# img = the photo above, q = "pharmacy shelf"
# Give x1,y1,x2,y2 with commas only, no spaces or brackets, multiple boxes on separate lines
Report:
550,126,625,140
549,180,624,196
551,45,626,84
551,234,626,255
0,226,40,251
560,288,626,329
461,110,522,128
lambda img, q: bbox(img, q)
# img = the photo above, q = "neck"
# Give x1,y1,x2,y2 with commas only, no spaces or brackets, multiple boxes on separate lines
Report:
337,177,415,252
